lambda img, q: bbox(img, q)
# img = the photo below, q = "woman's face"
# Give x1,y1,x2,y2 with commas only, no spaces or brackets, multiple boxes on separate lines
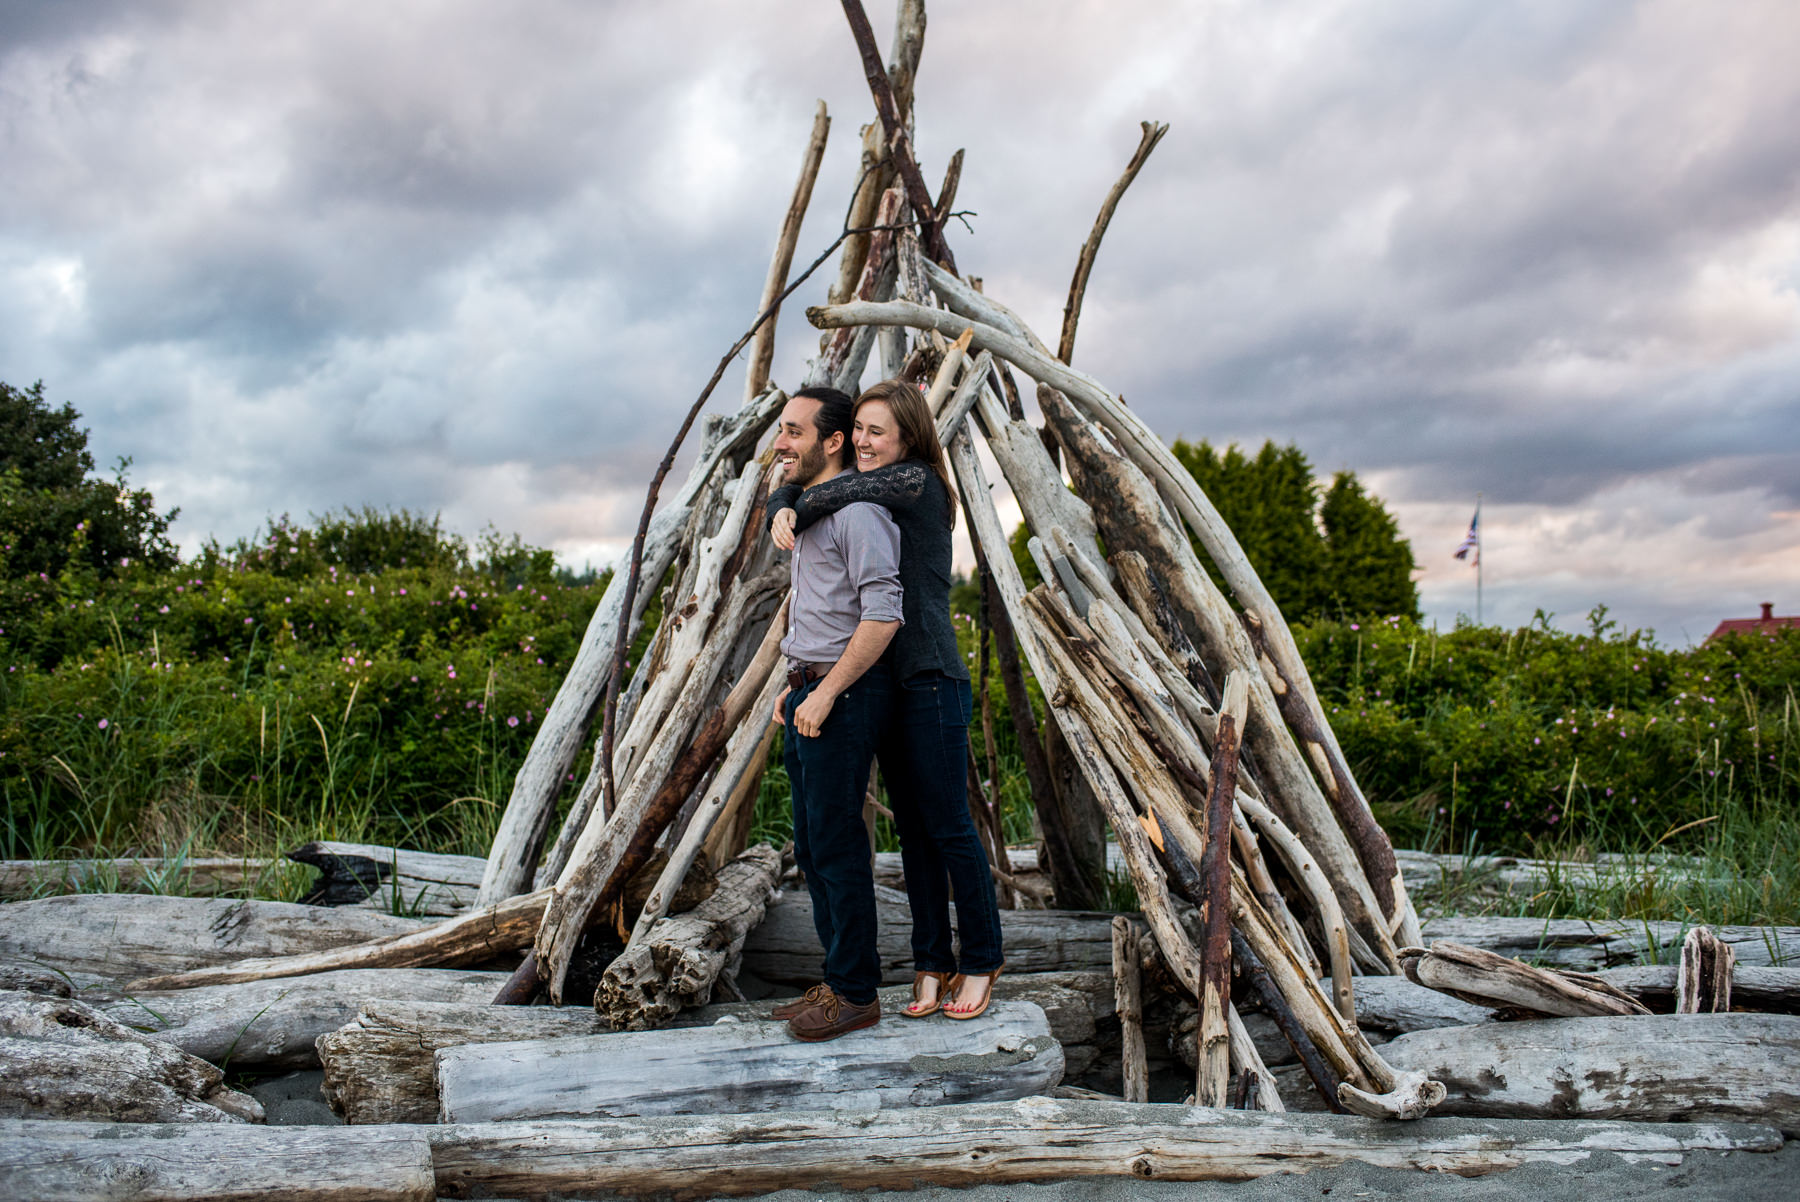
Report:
853,400,908,471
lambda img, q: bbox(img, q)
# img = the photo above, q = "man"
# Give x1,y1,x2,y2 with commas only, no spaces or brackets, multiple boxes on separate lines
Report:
766,385,902,1042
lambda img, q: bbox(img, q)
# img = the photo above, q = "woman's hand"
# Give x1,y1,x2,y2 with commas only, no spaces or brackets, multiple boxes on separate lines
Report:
771,686,790,728
770,507,797,552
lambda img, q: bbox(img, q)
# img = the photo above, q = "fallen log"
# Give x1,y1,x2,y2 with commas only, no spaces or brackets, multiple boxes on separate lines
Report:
0,990,262,1124
321,973,1110,1124
101,969,509,1071
1400,941,1651,1019
1601,964,1800,1013
1,1119,435,1201
0,894,424,981
1418,917,1800,970
2,1106,1779,1200
430,1102,1782,1197
1381,1013,1800,1134
287,842,484,916
0,857,275,900
436,999,1063,1121
595,843,782,1030
740,887,1118,983
127,889,545,993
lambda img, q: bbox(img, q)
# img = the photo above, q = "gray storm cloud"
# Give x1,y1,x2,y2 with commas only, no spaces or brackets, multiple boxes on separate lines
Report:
2,0,1797,640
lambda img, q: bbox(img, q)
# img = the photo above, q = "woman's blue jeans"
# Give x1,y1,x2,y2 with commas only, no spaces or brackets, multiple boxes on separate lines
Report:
879,671,1005,976
782,663,890,1005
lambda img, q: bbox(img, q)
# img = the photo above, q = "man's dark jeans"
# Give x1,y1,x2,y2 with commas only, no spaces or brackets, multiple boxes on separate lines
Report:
879,671,1004,976
783,662,890,1006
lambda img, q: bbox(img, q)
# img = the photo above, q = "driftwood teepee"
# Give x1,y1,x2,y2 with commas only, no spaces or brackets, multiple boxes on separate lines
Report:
136,0,1440,1117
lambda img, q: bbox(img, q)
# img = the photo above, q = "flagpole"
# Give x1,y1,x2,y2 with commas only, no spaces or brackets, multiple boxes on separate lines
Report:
1475,493,1483,626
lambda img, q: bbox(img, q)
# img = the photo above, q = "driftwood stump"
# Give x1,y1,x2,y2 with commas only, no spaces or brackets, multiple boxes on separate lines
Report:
0,990,262,1124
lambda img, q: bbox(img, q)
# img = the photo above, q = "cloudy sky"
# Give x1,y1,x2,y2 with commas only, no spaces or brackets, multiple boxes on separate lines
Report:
4,1,1797,644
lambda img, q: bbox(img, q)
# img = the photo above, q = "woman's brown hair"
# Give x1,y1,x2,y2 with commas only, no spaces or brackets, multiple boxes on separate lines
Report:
854,378,957,528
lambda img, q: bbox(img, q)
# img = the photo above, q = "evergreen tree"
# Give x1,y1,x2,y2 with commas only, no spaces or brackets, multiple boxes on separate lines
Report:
1169,437,1418,621
1319,471,1419,619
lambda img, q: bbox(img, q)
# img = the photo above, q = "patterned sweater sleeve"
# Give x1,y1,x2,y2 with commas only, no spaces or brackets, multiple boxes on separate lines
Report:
779,461,930,534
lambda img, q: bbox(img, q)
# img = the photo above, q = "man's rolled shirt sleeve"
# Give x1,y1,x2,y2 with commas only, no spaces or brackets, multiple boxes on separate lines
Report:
836,503,905,625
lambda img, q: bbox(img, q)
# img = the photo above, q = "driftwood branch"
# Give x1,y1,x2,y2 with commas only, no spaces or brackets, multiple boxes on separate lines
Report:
743,100,831,404
1059,119,1168,365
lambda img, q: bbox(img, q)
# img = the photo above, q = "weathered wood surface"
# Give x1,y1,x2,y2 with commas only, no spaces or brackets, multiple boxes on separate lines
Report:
1394,848,1716,896
741,887,1118,983
436,1000,1064,1122
0,1119,436,1201
0,894,424,981
101,969,508,1071
321,973,1112,1124
1110,917,1148,1104
428,1101,1783,1198
1401,941,1651,1019
0,990,262,1124
1603,963,1800,1012
0,857,277,900
595,843,782,1029
1419,917,1800,970
2,1106,1779,1200
127,889,543,992
1382,1013,1800,1133
287,841,484,916
1679,925,1735,1013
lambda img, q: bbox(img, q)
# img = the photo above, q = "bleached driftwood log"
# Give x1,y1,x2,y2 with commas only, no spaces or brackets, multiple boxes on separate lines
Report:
1,1120,436,1201
1606,964,1800,1012
0,857,275,899
320,1001,608,1125
127,890,545,992
101,969,508,1071
4,1105,1780,1200
288,841,484,916
0,991,262,1124
0,894,424,981
1399,941,1651,1019
595,843,782,1030
320,973,1111,1125
436,1000,1063,1122
1381,1013,1800,1134
1419,917,1800,970
741,887,1118,983
427,1101,1781,1197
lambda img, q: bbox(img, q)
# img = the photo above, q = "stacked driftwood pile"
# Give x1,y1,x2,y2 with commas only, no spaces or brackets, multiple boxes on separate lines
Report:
2,2,1798,1197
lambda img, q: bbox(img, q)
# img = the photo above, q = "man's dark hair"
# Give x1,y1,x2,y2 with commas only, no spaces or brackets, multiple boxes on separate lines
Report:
791,385,854,451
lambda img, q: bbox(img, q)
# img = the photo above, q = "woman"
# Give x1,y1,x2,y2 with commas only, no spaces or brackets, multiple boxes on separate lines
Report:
767,379,1005,1020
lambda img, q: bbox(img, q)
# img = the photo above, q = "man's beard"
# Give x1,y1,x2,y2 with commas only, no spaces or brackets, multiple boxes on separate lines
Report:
794,441,829,487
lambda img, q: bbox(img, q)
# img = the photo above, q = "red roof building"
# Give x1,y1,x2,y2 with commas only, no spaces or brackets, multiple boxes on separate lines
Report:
1707,602,1800,642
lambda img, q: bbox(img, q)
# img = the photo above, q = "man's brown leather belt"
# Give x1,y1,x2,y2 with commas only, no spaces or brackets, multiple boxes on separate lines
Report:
786,661,836,692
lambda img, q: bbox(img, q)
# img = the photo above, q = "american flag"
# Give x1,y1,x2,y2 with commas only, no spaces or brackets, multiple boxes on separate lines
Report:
1453,508,1480,564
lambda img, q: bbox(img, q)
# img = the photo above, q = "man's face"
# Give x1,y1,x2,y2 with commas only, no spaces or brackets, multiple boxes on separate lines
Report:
772,396,843,488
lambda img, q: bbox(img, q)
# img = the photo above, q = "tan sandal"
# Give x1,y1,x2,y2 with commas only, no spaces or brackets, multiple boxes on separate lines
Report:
902,970,952,1017
943,964,1004,1021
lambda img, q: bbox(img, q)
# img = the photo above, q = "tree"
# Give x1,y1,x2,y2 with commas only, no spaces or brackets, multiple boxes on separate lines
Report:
0,381,179,584
1318,472,1418,619
1170,438,1419,621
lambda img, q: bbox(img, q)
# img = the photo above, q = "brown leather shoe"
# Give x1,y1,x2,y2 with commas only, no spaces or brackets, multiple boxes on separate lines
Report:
786,985,880,1042
770,983,828,1021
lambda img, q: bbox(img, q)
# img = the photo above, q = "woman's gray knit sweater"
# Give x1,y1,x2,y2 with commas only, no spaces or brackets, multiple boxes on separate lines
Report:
767,460,969,683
